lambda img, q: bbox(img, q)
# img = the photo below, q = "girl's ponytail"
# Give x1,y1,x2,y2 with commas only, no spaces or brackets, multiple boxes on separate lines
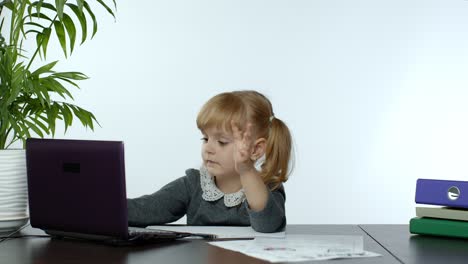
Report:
260,117,293,190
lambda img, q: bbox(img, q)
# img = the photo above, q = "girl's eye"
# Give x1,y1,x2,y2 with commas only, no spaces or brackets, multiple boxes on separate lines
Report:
218,141,229,146
201,137,208,143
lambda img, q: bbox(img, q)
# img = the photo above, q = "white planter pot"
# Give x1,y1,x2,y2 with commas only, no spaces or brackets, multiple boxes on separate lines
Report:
0,149,29,232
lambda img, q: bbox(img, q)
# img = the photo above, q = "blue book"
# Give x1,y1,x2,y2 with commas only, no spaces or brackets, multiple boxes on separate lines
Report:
415,179,468,208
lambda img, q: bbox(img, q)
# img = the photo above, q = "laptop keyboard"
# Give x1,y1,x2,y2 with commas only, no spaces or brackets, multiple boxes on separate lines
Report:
128,227,190,240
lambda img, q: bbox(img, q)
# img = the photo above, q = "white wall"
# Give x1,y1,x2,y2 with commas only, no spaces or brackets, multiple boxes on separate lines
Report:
20,0,468,224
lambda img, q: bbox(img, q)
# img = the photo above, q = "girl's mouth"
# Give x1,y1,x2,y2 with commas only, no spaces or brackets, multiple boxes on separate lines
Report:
206,160,218,166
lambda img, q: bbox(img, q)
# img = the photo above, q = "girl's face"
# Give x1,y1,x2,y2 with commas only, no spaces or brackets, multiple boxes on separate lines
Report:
200,126,237,179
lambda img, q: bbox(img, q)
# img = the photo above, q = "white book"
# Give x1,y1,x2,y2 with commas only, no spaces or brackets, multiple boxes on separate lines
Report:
147,225,286,240
416,206,468,221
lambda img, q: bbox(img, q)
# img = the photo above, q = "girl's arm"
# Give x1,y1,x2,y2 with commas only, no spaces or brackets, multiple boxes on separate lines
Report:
232,122,286,232
241,170,286,233
239,169,269,211
242,177,286,233
127,175,191,227
232,122,270,211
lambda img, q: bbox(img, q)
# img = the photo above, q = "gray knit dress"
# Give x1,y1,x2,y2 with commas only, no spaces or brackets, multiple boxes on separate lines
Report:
127,168,286,233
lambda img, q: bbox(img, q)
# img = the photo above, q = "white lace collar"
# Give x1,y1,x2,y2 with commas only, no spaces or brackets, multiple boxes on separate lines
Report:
200,166,245,207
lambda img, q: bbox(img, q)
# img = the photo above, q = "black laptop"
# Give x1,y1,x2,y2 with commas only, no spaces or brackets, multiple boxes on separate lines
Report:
26,138,191,245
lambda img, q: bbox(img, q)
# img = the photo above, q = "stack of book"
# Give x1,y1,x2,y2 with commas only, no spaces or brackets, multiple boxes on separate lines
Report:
411,179,468,239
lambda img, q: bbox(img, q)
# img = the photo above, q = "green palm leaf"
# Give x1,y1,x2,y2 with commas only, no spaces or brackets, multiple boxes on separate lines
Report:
66,3,87,44
96,0,115,19
83,1,97,38
55,0,66,20
62,13,76,54
61,103,73,131
53,20,67,57
31,60,57,76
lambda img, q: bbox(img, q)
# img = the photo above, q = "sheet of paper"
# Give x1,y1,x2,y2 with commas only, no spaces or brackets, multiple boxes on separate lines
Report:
209,235,382,262
147,225,285,240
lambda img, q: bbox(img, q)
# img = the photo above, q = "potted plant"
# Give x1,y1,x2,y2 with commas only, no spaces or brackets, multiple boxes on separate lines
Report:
0,0,116,231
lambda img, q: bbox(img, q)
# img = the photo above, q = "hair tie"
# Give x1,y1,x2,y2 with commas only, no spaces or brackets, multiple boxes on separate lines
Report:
269,116,275,122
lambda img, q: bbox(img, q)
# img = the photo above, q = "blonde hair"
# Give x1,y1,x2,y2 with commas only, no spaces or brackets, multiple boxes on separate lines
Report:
196,90,293,190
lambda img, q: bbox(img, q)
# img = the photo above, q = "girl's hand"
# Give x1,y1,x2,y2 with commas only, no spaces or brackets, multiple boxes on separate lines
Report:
231,120,256,175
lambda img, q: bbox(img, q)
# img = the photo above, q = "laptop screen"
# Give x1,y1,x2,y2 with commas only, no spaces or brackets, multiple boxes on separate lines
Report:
26,138,129,239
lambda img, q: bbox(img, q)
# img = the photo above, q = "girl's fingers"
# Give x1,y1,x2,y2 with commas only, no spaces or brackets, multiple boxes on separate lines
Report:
231,121,255,161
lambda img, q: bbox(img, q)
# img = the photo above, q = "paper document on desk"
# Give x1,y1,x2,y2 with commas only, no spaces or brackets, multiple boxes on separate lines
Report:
147,225,285,240
209,235,381,262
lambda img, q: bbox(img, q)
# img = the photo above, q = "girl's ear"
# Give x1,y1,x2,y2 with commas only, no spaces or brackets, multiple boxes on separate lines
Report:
251,138,267,161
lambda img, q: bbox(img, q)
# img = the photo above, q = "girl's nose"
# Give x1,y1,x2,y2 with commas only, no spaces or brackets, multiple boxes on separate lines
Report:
204,141,215,154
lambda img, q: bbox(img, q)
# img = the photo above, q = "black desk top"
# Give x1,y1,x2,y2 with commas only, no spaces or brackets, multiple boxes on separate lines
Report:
0,224,398,264
360,224,468,264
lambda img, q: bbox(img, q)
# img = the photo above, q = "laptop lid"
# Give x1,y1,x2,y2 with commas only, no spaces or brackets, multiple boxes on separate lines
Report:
26,138,129,240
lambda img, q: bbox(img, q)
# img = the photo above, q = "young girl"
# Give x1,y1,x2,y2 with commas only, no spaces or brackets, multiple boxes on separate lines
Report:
127,90,293,233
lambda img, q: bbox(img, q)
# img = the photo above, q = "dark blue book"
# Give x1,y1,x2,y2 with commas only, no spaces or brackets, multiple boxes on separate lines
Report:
415,179,468,208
